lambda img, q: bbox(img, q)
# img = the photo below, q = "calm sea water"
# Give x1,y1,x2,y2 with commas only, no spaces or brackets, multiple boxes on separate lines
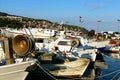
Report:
98,54,120,80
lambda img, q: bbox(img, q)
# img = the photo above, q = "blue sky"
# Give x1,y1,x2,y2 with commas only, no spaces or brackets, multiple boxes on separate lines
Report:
0,0,120,32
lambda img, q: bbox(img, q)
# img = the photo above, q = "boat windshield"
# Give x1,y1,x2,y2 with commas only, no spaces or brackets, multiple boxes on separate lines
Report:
58,41,71,46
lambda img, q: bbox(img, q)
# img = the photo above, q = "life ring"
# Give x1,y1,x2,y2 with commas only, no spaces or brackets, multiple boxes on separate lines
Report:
71,39,80,47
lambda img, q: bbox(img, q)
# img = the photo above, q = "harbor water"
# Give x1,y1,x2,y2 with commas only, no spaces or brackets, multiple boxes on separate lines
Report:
96,53,120,80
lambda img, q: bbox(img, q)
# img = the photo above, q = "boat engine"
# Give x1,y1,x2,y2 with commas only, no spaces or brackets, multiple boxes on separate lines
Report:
12,35,35,56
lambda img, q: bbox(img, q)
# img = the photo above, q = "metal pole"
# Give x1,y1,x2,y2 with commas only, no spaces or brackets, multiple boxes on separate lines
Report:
97,20,101,33
117,19,120,32
79,16,82,27
79,16,83,33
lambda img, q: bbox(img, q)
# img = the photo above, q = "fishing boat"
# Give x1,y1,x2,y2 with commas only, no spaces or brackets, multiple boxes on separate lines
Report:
28,34,96,79
1,27,56,38
97,38,120,54
98,46,120,53
34,33,98,63
26,52,95,79
48,58,90,78
0,38,37,80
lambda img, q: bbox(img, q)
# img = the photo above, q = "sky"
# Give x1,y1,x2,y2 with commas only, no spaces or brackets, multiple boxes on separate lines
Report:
0,0,120,32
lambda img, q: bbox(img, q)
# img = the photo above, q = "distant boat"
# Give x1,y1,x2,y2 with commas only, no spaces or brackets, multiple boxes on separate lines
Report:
2,28,56,38
97,45,120,61
109,53,120,59
98,46,120,53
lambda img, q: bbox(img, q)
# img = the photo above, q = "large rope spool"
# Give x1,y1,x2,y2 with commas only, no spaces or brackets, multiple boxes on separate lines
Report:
12,35,35,56
71,38,80,47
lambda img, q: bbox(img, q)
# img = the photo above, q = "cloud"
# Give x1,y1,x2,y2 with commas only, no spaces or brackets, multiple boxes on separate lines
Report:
81,1,108,11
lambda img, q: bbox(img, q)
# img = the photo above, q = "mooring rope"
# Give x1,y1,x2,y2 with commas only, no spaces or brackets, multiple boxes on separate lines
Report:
96,69,120,79
35,61,57,80
110,72,120,80
95,54,120,79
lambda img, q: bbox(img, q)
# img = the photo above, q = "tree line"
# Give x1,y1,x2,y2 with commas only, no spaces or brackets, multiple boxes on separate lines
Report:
0,18,23,29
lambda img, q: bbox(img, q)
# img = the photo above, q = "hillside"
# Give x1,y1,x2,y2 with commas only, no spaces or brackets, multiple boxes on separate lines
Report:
0,12,88,34
0,12,9,16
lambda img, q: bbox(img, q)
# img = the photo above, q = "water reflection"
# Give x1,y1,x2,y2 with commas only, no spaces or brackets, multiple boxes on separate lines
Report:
104,52,120,60
96,52,120,80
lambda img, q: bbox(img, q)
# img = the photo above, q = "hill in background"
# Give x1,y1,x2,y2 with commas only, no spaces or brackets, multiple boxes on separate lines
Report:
0,12,88,34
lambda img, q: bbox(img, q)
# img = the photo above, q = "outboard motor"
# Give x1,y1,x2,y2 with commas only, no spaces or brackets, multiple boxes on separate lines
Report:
12,35,35,57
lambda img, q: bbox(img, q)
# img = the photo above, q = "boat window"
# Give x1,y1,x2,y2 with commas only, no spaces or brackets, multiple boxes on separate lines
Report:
58,41,71,46
35,39,44,43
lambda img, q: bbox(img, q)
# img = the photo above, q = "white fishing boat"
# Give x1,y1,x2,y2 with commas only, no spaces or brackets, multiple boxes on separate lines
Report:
54,35,97,62
87,40,109,48
98,46,120,53
34,34,97,62
0,36,37,80
25,34,94,78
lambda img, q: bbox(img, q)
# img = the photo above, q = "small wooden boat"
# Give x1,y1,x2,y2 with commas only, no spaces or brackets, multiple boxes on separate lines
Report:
40,58,90,78
50,58,90,77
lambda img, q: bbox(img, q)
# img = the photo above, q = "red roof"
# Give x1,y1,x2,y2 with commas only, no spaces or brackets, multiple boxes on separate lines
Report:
37,26,45,28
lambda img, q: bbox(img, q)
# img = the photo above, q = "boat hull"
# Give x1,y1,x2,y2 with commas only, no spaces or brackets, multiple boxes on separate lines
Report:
98,47,120,53
42,58,90,77
0,60,36,80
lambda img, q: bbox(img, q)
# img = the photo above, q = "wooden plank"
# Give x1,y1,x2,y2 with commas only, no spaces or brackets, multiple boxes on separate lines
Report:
4,38,14,64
